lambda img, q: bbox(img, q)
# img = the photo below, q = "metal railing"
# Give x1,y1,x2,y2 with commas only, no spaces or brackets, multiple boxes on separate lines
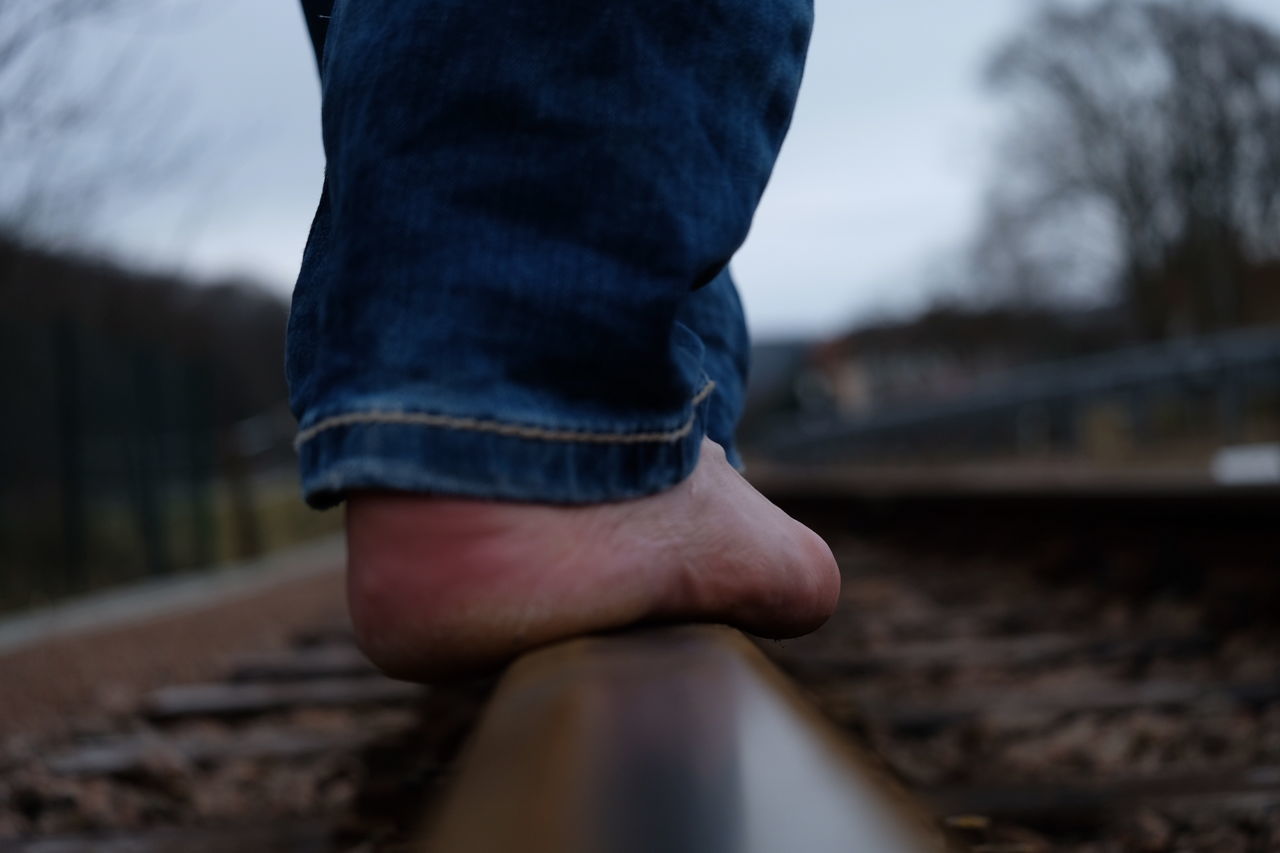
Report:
765,324,1280,463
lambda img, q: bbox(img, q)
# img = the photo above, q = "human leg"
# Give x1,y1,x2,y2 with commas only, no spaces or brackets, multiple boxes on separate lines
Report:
290,0,838,677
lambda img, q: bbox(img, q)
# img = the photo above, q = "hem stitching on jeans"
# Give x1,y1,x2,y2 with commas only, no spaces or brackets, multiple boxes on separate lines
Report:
293,381,715,449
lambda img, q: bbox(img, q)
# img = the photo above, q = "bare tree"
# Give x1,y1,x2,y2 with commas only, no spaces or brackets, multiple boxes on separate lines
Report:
974,0,1280,338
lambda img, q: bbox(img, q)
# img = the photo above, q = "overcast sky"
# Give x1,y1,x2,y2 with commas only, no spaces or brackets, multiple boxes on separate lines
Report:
77,0,1280,340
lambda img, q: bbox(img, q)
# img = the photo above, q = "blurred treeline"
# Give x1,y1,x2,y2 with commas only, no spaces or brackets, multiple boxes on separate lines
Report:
0,2,335,613
852,0,1280,372
750,0,1280,463
0,235,323,613
968,0,1280,337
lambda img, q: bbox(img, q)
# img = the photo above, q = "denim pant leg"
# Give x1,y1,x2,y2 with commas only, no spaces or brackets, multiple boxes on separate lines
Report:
288,0,811,507
678,270,751,470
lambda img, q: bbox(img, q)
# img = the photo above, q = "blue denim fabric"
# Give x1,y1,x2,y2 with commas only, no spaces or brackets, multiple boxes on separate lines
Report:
289,0,810,507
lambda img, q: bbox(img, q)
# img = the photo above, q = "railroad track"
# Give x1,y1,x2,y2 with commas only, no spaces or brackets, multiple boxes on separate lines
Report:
3,480,1279,851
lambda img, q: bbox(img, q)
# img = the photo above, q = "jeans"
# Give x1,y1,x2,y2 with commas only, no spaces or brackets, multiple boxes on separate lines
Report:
290,0,812,507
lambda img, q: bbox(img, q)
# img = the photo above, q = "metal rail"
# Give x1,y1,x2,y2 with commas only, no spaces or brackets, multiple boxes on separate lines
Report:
415,625,943,853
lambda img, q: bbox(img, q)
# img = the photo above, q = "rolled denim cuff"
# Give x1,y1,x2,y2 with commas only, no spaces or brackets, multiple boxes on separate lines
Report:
295,382,714,507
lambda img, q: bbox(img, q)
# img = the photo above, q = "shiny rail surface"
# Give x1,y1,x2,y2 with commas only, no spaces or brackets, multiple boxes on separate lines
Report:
416,625,943,853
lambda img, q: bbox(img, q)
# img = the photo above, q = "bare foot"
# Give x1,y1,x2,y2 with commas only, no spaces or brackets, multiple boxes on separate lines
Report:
344,438,839,680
